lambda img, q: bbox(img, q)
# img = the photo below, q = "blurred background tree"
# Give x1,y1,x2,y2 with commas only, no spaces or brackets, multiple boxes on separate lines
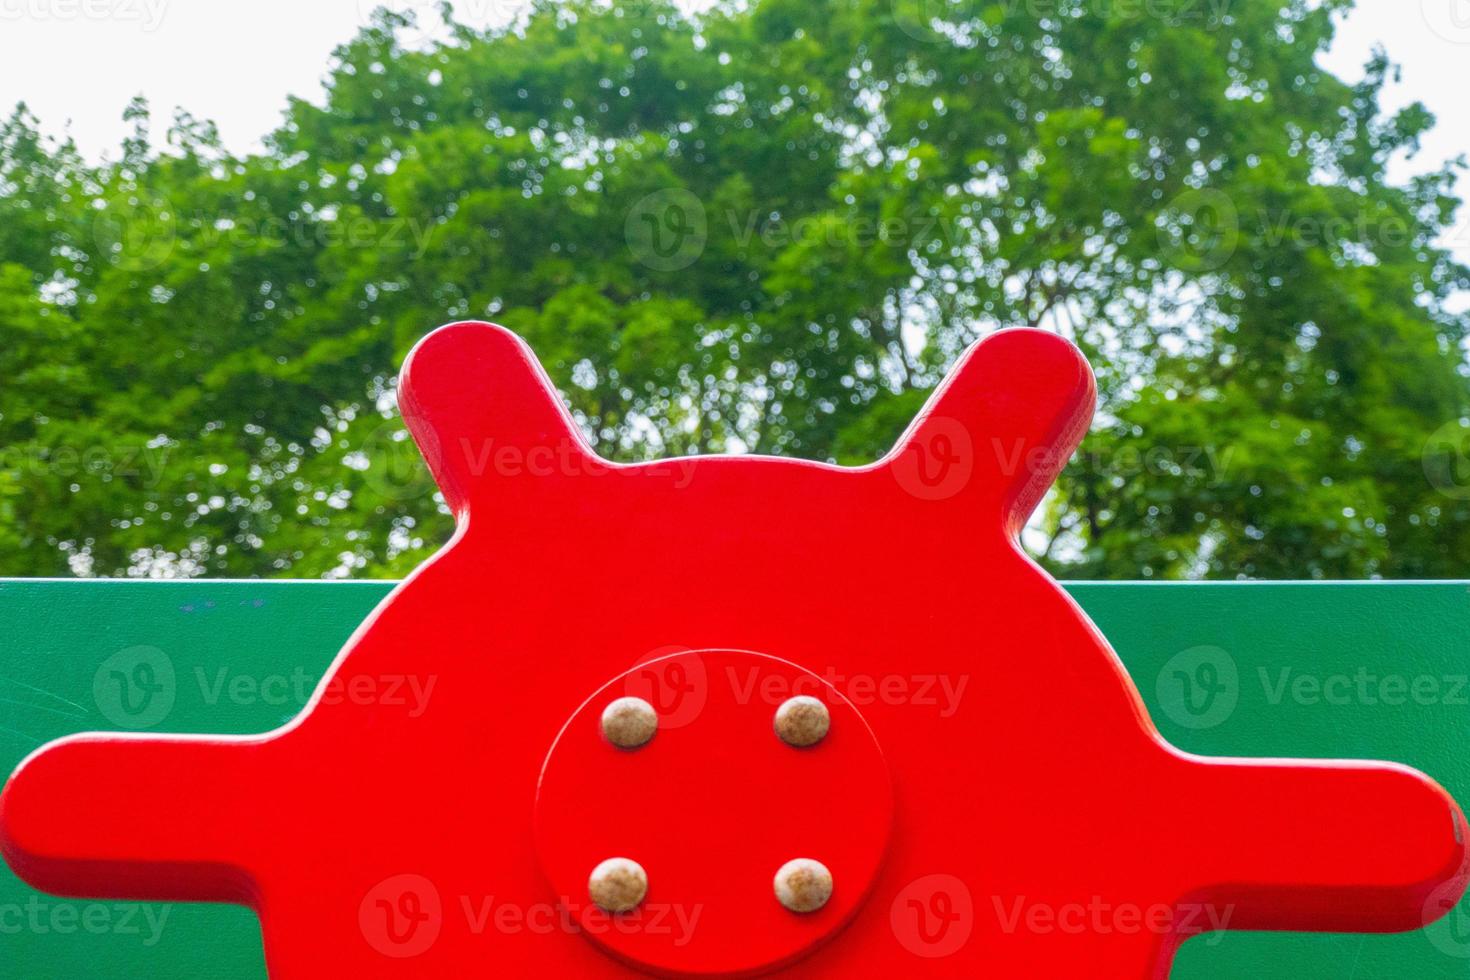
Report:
0,0,1467,579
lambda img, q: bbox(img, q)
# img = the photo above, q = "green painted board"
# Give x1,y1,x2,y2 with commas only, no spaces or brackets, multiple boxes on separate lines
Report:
0,579,1467,977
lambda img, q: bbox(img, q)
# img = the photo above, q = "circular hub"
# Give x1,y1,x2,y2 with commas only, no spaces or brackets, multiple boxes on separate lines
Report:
534,650,893,976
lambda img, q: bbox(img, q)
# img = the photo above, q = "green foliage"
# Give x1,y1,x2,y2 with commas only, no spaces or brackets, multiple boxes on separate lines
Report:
0,0,1467,579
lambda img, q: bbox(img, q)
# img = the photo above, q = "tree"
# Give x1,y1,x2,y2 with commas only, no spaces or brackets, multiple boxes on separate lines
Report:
0,0,1466,579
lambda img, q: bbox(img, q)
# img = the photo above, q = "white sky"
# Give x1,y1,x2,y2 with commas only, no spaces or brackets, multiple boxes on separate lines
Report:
0,1,1466,257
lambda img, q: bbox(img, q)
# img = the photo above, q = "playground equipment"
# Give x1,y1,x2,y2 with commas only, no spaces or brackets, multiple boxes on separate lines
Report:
1,323,1465,977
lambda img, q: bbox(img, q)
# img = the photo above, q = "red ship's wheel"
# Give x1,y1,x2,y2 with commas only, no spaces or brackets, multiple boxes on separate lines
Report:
2,322,1464,977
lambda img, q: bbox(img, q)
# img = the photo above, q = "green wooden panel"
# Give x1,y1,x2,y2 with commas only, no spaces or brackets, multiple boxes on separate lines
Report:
0,579,1467,977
